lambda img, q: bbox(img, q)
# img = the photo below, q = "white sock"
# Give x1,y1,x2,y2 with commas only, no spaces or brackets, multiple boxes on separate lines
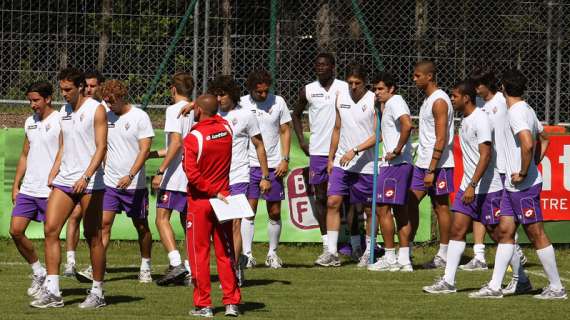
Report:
443,240,466,285
241,218,255,255
384,248,396,263
536,245,563,290
45,275,60,296
267,219,281,255
473,243,486,262
327,231,339,254
30,260,46,276
321,234,328,248
365,235,371,253
66,251,76,265
510,248,528,283
91,280,104,298
488,243,515,291
350,235,361,251
167,250,182,267
140,258,151,271
398,247,411,265
437,243,448,260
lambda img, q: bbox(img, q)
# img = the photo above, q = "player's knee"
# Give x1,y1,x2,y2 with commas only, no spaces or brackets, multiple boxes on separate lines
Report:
326,198,341,211
268,212,281,221
9,226,25,240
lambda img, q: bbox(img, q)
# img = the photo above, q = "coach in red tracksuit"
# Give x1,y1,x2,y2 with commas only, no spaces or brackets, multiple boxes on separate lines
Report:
183,94,241,315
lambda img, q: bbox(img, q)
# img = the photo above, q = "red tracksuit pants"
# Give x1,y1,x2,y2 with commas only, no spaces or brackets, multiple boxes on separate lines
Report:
186,199,241,307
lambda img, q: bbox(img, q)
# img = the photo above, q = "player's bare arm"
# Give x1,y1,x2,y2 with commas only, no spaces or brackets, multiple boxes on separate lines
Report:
462,141,492,204
340,109,378,166
425,99,449,187
251,134,271,193
327,108,341,174
292,87,310,156
385,114,412,161
275,122,291,177
116,137,152,189
12,137,30,203
151,132,182,190
535,131,549,164
47,132,64,188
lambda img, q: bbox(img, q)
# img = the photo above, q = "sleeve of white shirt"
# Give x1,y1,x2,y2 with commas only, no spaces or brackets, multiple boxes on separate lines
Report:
247,112,261,138
536,115,544,134
164,106,182,134
278,97,292,125
476,113,492,145
137,111,155,140
509,108,531,136
391,97,411,121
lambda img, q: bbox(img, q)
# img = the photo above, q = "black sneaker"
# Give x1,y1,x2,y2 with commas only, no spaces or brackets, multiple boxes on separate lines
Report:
156,264,188,286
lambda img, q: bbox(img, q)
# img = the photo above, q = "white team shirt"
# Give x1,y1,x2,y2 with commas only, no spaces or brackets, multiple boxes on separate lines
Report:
104,107,154,189
305,79,349,156
480,92,508,174
19,111,61,198
54,98,105,190
220,105,261,184
503,101,543,192
334,90,376,174
380,95,413,166
459,108,503,194
161,100,194,192
240,94,292,168
416,89,455,168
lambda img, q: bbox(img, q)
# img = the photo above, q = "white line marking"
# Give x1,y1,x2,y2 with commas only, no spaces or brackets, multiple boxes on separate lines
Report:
526,270,570,283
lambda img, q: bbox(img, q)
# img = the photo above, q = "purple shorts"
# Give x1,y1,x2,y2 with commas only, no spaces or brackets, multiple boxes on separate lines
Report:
377,163,413,205
103,186,149,219
500,183,543,225
247,167,284,202
12,193,47,222
451,189,503,225
327,167,374,204
309,155,329,185
230,183,249,196
410,166,455,196
156,189,188,214
52,184,100,202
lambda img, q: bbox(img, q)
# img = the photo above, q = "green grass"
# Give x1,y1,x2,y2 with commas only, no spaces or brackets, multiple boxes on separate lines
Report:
1,240,570,319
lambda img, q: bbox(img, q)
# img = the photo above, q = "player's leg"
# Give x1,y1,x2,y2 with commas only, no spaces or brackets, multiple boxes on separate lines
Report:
265,200,283,268
232,219,242,262
309,156,330,252
242,169,261,267
212,214,241,309
425,194,452,269
460,221,487,271
101,211,116,252
316,194,342,267
64,204,82,277
368,204,397,271
155,191,183,271
346,202,363,260
393,204,413,270
132,217,152,283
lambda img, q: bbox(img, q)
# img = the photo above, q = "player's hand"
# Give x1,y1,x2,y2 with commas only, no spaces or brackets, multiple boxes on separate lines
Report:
217,192,229,204
12,187,19,204
116,176,132,189
340,149,356,167
326,159,334,175
177,102,195,118
299,142,310,157
462,185,475,204
384,152,397,161
424,172,435,188
275,160,289,177
72,178,88,194
511,173,525,185
259,179,271,194
151,175,163,191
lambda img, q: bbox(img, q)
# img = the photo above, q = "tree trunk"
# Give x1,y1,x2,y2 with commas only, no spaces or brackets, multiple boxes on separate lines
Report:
415,0,428,59
316,1,333,51
97,0,112,71
59,21,68,69
222,0,232,74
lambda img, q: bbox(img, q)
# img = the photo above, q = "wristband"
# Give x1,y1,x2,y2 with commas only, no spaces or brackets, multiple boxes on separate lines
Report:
469,181,478,188
128,174,135,180
82,175,91,183
519,172,527,178
352,147,359,156
433,148,443,153
282,156,290,162
426,168,435,174
262,175,271,181
155,169,164,176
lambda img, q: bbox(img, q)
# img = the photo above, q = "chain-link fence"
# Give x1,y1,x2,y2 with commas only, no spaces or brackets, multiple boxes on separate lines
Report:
1,0,568,128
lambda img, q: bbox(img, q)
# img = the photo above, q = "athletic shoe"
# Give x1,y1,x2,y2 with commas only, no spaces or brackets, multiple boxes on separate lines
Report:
265,254,283,269
190,307,214,317
27,274,46,298
29,287,64,308
459,258,488,271
393,262,414,272
63,262,76,277
78,291,106,309
139,269,152,283
367,257,396,271
315,252,341,267
76,265,93,283
502,277,532,295
351,246,363,262
515,244,528,266
468,284,503,299
533,286,568,300
156,264,188,286
356,250,370,268
183,273,194,287
244,254,256,269
423,255,446,269
423,277,457,294
225,304,240,317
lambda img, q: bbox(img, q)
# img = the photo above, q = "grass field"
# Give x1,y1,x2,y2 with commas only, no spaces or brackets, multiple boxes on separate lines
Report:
2,240,570,320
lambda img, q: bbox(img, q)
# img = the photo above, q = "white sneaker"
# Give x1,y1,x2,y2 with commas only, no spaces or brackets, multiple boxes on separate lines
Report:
63,262,76,277
315,252,341,267
533,286,567,300
459,258,488,271
392,262,413,272
139,269,152,283
502,277,532,295
265,254,283,269
423,277,457,294
244,254,257,269
468,284,503,299
30,287,64,308
76,265,93,283
78,291,106,309
27,273,46,298
367,257,397,272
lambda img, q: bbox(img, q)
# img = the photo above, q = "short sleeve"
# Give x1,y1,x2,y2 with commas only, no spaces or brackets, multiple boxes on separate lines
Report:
137,110,155,140
509,107,531,136
246,112,261,138
278,97,292,125
164,106,182,134
475,113,492,145
390,96,411,121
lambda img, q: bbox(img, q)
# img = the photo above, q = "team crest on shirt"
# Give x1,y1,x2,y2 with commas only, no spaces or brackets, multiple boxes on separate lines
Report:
125,122,130,131
492,107,497,114
384,188,395,199
45,124,51,132
437,180,447,190
362,104,367,112
232,118,238,126
80,113,85,122
524,207,535,218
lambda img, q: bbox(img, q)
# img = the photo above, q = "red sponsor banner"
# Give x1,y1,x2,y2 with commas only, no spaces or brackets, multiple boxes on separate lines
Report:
452,135,570,221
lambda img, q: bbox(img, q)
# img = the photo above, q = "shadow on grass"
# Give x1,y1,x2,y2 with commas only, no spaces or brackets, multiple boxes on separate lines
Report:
242,279,291,287
107,267,139,273
65,295,144,306
212,301,266,315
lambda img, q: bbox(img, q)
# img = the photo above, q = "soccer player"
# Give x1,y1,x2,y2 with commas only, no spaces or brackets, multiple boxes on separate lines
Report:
207,75,271,286
65,69,105,278
423,80,530,294
31,67,108,308
367,71,414,272
240,70,291,269
10,82,59,299
469,69,566,299
150,72,195,285
315,64,377,267
292,53,349,257
409,60,455,269
184,94,240,317
98,80,154,283
459,68,527,271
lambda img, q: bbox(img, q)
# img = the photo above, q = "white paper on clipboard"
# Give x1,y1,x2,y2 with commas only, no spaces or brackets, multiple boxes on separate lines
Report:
209,194,255,223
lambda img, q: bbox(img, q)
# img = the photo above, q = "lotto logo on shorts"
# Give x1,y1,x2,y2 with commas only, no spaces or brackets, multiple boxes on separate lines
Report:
524,208,536,218
287,167,318,230
384,188,395,199
493,207,501,217
437,181,447,190
161,192,169,203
